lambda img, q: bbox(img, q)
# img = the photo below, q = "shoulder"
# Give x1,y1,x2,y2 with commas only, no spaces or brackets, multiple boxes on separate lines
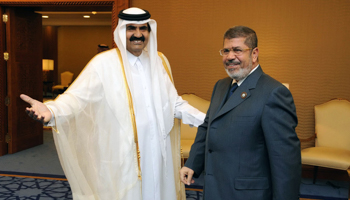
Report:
88,48,121,68
157,51,166,58
157,51,169,63
216,77,232,88
93,48,119,62
157,51,172,75
257,74,294,106
260,74,281,87
259,73,288,91
209,77,231,96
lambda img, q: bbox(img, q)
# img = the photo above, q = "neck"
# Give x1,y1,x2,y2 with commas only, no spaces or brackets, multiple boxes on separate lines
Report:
129,51,142,57
251,62,259,71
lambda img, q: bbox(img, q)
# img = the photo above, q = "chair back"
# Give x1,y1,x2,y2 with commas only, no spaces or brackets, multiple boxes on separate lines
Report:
282,83,289,89
180,94,210,140
60,71,74,87
315,98,350,150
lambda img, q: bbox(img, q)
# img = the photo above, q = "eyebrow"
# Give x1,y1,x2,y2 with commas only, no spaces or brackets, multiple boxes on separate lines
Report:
224,46,242,49
127,25,148,29
126,25,136,29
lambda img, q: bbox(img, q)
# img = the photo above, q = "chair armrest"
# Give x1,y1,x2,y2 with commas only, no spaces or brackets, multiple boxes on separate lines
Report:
299,133,317,142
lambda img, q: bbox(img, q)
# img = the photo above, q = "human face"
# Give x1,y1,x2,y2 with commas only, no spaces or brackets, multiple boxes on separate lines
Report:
222,37,258,81
126,23,150,56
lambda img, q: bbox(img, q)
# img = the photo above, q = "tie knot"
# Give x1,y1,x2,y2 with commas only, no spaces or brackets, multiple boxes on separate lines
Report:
230,82,238,92
225,82,238,103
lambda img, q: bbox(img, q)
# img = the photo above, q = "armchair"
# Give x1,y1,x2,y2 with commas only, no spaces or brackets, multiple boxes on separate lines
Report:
301,98,350,198
52,71,74,97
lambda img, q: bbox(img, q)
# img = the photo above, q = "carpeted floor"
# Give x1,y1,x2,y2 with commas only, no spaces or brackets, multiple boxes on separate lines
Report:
0,130,203,199
0,130,348,200
0,130,64,178
0,175,202,199
0,175,72,199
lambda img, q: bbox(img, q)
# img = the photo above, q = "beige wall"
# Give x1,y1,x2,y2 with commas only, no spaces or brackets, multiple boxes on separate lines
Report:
57,26,112,82
132,0,350,148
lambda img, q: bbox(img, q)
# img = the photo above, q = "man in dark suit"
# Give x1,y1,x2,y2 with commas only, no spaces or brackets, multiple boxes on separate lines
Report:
180,26,301,200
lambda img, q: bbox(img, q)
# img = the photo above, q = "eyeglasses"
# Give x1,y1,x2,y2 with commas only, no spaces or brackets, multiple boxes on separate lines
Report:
219,47,252,56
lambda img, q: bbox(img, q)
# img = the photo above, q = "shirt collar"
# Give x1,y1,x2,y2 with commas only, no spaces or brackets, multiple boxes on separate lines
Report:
127,50,139,66
127,50,149,67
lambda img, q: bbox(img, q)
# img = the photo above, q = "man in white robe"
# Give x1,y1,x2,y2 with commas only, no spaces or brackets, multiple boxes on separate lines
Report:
20,7,205,200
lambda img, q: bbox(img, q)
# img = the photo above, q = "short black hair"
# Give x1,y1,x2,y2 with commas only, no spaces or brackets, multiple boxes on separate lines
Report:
223,26,258,49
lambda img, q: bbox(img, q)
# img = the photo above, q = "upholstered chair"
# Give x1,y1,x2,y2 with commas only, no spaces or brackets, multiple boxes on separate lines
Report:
52,71,74,97
301,98,350,198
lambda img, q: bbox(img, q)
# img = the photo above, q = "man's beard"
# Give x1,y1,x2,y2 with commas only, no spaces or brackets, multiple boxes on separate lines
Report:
225,58,253,81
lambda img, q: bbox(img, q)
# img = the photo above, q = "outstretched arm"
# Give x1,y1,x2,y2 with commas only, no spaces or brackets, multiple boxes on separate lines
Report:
20,94,52,123
174,96,206,127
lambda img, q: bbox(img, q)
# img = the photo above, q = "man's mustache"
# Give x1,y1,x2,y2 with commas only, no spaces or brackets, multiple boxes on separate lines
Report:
226,59,240,65
130,35,145,42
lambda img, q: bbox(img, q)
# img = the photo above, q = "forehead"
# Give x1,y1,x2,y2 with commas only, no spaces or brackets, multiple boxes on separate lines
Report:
126,23,148,28
224,37,247,47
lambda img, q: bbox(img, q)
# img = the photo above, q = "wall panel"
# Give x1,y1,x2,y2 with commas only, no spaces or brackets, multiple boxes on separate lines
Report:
132,0,350,148
57,26,112,82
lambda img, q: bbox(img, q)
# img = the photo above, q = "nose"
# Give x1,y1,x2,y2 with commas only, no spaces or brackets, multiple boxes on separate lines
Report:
134,28,142,37
226,50,237,60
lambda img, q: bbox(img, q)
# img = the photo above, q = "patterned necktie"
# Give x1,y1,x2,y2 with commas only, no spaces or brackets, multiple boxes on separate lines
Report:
226,82,238,102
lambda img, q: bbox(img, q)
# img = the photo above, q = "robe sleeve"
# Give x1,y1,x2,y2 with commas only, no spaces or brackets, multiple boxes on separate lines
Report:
174,96,206,127
158,52,205,128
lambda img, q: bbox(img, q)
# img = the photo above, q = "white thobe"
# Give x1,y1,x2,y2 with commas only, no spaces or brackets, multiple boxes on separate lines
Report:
128,51,203,200
45,49,205,200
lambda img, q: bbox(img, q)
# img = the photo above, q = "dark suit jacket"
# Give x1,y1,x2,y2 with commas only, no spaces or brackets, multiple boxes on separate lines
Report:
185,66,301,200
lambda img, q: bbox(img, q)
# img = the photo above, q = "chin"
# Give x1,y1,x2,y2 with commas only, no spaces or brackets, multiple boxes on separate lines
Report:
226,69,244,80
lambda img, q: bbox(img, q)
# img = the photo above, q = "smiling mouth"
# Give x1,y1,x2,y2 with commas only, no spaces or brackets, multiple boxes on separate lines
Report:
227,67,237,72
226,63,240,68
131,40,143,44
225,62,240,72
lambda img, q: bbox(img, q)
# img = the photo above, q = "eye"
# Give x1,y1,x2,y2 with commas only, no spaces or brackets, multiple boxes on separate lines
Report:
233,48,243,53
223,49,230,53
139,26,148,31
126,26,136,31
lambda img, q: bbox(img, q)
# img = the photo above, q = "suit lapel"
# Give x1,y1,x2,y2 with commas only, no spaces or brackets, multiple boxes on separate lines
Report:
213,66,263,120
214,78,232,112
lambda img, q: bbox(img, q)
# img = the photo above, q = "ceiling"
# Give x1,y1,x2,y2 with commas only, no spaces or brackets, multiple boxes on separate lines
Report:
36,11,112,26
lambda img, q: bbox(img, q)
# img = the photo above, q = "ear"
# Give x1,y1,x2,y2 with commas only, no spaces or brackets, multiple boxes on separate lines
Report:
252,47,259,63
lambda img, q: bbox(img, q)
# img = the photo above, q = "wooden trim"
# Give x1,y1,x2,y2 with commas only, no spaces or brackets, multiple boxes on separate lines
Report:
0,173,67,181
317,98,350,105
299,133,317,142
0,0,129,47
329,97,349,101
185,188,203,192
0,0,114,6
0,6,8,156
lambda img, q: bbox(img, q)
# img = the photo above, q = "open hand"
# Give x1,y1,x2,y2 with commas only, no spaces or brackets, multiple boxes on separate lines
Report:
20,94,52,123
